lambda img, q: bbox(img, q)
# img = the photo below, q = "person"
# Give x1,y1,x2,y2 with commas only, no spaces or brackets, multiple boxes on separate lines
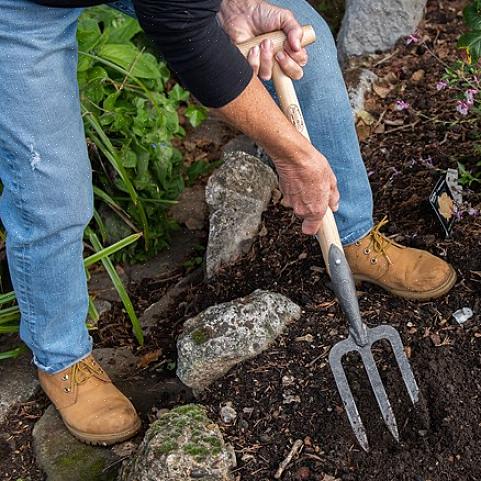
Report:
0,0,456,445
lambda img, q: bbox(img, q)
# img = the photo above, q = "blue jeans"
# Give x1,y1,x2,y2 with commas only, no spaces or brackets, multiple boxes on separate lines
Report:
0,0,373,373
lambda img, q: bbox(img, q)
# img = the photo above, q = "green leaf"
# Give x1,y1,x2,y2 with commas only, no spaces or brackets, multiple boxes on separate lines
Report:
86,229,144,345
458,30,481,62
121,148,138,168
98,44,161,79
103,91,120,111
77,17,102,51
169,84,190,103
84,232,142,267
78,54,93,73
185,105,208,128
464,3,481,30
0,346,26,361
107,16,142,43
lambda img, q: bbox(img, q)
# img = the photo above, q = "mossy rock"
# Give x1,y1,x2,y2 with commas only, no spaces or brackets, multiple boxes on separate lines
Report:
120,404,234,481
33,406,119,481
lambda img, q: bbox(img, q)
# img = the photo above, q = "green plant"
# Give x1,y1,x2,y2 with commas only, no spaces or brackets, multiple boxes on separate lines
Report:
458,0,481,63
434,1,481,185
78,7,207,261
0,233,143,359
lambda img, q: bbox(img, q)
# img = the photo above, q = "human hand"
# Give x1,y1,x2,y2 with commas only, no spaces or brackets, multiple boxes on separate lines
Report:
218,0,308,81
276,150,340,235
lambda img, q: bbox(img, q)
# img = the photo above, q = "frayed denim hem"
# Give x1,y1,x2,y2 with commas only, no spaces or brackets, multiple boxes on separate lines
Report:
34,341,93,375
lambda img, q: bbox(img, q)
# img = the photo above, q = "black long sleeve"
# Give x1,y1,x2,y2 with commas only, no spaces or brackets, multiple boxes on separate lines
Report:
31,0,254,107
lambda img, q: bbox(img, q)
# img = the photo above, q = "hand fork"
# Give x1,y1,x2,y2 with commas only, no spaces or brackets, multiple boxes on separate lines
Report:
238,26,420,451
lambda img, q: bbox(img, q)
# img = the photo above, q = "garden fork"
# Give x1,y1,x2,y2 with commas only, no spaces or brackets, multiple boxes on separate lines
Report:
239,26,420,451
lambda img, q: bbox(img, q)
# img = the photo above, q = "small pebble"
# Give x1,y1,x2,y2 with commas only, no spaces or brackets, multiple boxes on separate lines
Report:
220,404,237,424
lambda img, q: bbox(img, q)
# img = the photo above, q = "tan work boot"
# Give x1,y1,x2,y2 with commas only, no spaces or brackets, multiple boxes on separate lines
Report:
344,218,457,300
38,354,141,445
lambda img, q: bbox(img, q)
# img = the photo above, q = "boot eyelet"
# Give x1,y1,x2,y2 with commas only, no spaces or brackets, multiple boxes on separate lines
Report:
363,248,371,255
355,241,361,246
64,387,71,393
370,258,377,265
62,375,69,381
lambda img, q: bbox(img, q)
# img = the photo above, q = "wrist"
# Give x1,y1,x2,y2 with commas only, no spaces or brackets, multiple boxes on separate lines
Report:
268,134,318,171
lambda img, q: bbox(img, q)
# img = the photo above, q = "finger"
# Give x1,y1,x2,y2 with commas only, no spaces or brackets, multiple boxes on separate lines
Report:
302,216,324,236
329,188,340,212
276,51,303,80
258,39,274,81
284,45,308,67
247,45,260,76
279,9,303,52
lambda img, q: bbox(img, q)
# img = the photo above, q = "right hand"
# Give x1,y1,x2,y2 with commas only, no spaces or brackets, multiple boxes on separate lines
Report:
276,150,340,236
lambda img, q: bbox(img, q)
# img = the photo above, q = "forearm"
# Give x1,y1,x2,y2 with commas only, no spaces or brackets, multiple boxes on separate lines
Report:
215,75,311,168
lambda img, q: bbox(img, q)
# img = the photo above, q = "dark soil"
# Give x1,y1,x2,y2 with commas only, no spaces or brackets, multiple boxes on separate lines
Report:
1,0,481,480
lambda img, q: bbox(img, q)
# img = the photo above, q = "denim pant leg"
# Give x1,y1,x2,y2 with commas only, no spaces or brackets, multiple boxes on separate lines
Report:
264,0,374,244
0,0,93,373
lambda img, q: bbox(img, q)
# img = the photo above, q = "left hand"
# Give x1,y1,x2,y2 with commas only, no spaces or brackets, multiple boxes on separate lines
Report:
218,0,308,81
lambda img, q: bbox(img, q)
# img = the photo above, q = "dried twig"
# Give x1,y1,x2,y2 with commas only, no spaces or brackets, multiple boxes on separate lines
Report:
274,439,303,479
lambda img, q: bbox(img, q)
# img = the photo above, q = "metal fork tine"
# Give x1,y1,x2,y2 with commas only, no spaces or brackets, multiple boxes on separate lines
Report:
370,325,420,405
329,341,370,452
359,346,399,441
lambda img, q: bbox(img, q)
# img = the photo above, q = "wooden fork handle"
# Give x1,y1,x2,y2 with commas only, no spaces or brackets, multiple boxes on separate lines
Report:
237,26,343,271
237,25,316,57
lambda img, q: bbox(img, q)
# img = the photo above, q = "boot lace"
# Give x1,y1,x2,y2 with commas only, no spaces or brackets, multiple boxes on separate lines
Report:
71,357,104,385
366,217,395,265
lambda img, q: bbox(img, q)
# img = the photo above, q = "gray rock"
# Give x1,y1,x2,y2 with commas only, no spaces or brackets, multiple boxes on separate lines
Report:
0,352,38,424
337,0,427,59
169,185,208,231
140,269,203,331
119,404,234,481
221,135,257,157
93,347,138,383
345,68,378,114
205,152,278,279
88,266,129,303
33,405,120,481
176,290,301,391
126,228,204,284
93,299,113,318
98,205,133,245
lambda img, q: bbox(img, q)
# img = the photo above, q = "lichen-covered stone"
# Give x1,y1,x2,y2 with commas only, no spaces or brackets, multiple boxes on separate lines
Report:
205,151,277,279
33,405,119,481
337,0,427,59
177,290,301,391
119,404,234,481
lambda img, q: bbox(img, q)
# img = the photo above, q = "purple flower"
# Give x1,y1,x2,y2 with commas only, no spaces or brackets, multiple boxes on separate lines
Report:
406,34,420,45
395,99,410,111
436,80,448,91
465,88,478,105
420,156,435,169
467,205,480,217
456,100,470,116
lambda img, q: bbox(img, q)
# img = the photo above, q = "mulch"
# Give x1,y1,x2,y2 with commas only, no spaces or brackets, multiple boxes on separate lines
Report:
1,0,481,480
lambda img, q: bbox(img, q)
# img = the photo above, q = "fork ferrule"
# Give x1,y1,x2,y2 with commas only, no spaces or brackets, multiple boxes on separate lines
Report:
328,244,369,346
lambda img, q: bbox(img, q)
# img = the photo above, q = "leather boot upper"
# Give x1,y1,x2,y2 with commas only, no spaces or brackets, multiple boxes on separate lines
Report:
344,218,456,299
38,355,140,443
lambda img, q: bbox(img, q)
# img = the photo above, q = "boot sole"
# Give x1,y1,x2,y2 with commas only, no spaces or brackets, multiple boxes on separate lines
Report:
65,417,142,446
354,264,457,301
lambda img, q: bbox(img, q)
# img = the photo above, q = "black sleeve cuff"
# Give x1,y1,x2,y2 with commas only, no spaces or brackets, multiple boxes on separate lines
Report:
133,0,253,108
